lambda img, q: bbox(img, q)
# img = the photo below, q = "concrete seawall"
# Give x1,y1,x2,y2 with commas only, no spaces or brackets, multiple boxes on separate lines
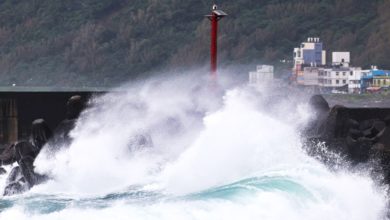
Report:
0,91,102,151
306,94,390,183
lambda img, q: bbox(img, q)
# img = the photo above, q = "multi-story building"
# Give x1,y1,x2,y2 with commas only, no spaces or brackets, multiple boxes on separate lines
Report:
249,65,274,86
318,67,363,93
361,67,390,92
302,67,320,86
298,50,361,93
372,76,390,88
293,37,326,85
293,37,326,66
291,39,369,93
290,38,390,94
349,69,368,93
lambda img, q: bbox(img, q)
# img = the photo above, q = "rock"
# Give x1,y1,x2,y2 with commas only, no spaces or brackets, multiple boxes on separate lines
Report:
360,120,386,139
49,95,85,150
327,138,350,155
5,166,23,185
362,128,373,137
359,119,376,131
347,119,359,129
309,94,330,113
305,95,390,186
0,144,16,165
371,121,386,136
384,114,390,126
66,95,85,120
370,143,387,158
0,167,6,175
50,118,77,149
305,95,333,138
348,138,373,163
320,105,349,139
348,128,363,140
369,142,390,182
2,119,52,195
30,119,53,150
13,141,36,162
3,181,26,196
3,166,28,196
377,127,390,148
17,156,48,188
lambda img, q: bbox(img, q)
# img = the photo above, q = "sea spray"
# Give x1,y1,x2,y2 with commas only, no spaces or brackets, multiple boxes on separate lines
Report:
160,88,308,195
0,72,387,219
33,73,224,195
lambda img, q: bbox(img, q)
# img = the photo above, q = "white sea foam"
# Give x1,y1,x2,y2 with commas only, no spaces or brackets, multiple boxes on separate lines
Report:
0,71,387,219
0,172,386,220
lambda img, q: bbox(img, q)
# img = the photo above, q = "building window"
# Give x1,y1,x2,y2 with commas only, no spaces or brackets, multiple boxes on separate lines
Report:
336,80,339,84
343,72,346,76
343,80,346,84
350,71,353,76
336,72,339,76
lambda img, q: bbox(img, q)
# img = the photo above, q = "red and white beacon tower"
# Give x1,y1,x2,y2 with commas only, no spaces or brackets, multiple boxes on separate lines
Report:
206,4,227,80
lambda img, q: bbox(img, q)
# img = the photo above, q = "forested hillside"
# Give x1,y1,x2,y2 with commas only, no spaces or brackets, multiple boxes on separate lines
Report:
0,0,389,86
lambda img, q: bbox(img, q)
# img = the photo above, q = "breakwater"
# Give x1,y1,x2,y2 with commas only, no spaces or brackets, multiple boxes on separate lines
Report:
306,94,390,183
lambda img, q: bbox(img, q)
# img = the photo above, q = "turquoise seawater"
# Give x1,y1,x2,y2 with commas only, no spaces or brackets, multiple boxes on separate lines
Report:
0,175,313,215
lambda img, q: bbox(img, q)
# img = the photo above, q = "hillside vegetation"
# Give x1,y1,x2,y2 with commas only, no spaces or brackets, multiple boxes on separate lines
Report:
0,0,389,86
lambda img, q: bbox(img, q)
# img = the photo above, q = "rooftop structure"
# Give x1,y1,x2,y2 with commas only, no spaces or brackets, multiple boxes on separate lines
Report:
332,52,350,67
293,37,326,67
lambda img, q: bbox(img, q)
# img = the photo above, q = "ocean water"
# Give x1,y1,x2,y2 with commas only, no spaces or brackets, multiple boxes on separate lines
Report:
0,74,388,219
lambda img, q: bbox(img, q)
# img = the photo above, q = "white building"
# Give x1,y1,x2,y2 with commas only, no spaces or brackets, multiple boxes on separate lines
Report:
318,67,363,93
332,52,350,67
302,67,320,86
249,65,274,86
293,37,327,85
296,50,363,93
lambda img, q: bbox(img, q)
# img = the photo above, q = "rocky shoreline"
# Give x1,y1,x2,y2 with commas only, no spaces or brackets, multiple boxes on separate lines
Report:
0,95,85,195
